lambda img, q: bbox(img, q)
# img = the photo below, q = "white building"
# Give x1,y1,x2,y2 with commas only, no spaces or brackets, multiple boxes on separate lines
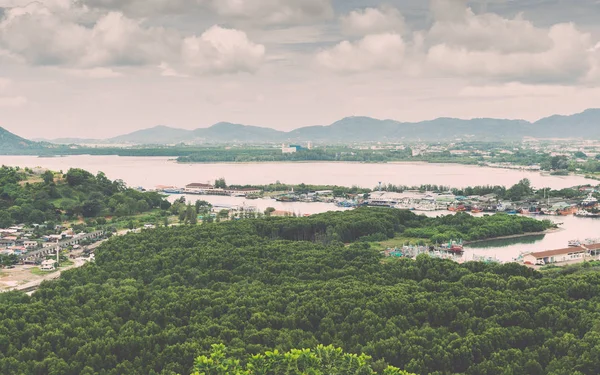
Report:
40,259,57,271
282,144,297,154
523,247,588,265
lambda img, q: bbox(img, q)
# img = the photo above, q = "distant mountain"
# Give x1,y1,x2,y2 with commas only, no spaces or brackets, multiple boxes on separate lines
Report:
108,125,192,144
191,122,285,143
39,108,600,145
532,108,600,138
0,127,44,154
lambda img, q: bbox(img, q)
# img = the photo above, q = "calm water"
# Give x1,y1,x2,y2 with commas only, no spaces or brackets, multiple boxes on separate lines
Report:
0,155,594,189
1,155,598,262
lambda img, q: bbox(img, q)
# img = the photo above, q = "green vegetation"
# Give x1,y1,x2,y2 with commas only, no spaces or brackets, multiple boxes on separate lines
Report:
192,344,414,375
0,166,171,228
178,147,413,163
0,209,565,375
0,254,18,268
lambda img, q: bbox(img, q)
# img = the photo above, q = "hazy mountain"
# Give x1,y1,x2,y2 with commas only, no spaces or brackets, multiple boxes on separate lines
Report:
37,108,600,145
532,108,600,138
191,122,285,143
0,127,43,154
107,125,192,144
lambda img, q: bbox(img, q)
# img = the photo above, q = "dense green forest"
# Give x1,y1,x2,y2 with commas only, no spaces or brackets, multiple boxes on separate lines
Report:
0,166,170,228
0,208,572,375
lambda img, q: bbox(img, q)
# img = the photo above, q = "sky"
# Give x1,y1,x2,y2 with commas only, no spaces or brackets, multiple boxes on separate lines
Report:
0,0,600,139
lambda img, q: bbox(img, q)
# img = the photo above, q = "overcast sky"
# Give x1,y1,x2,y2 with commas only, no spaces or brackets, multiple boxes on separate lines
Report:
1,0,600,139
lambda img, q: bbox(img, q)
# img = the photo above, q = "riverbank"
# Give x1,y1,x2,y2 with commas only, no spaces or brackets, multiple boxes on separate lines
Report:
464,227,562,245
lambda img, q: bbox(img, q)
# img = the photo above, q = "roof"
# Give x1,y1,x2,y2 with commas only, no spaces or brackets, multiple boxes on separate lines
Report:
585,243,600,250
528,247,586,258
186,183,214,188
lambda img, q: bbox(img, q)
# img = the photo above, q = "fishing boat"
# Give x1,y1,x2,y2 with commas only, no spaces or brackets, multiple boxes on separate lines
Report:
575,209,600,218
582,193,598,207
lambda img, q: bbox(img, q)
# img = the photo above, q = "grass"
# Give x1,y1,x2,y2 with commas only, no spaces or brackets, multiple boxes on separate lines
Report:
29,260,75,276
30,267,57,276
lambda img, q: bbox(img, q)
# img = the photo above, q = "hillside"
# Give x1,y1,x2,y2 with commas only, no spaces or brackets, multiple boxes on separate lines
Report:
33,108,600,145
0,209,595,374
0,126,42,153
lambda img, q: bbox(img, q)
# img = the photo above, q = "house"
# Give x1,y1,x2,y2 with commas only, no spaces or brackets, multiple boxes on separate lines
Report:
271,210,294,217
23,240,38,249
185,183,215,194
40,259,57,271
523,247,588,265
0,239,16,248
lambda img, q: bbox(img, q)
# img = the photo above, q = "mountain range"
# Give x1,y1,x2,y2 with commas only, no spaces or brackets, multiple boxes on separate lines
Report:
18,108,600,146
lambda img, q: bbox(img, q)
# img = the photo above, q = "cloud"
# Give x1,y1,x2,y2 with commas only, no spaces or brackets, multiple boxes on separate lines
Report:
180,26,265,74
77,0,333,25
0,95,27,107
0,77,10,90
66,67,123,78
316,33,405,73
425,0,598,83
319,0,600,84
340,5,405,36
0,2,265,74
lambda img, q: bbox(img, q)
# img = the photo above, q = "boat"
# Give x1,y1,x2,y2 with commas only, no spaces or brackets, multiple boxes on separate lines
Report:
163,188,182,194
568,239,582,247
575,209,600,218
582,193,598,207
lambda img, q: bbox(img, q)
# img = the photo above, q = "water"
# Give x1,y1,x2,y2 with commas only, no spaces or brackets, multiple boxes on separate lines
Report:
1,155,598,262
462,215,600,262
0,155,594,189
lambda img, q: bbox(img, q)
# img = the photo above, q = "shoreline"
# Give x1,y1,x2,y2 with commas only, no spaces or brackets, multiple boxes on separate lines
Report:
464,227,562,245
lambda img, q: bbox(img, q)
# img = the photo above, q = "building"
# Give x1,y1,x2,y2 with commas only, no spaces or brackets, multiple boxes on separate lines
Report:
523,247,588,265
282,144,298,154
185,183,215,194
0,239,16,248
271,210,294,217
40,259,57,271
23,241,38,249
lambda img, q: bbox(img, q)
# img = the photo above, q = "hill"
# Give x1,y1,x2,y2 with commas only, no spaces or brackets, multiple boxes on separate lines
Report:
0,209,594,374
108,125,192,144
33,108,600,145
0,126,45,154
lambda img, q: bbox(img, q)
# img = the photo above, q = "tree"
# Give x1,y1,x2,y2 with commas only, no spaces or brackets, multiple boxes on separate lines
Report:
264,207,276,216
215,178,227,189
192,344,414,375
42,170,55,185
65,168,94,187
0,211,13,228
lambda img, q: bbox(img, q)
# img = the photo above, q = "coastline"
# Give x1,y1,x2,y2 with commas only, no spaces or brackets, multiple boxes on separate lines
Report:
464,227,562,245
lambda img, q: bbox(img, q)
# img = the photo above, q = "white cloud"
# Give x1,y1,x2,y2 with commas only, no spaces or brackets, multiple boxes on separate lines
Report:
420,0,600,84
426,20,595,83
0,2,266,74
340,5,405,36
316,33,405,73
181,26,265,74
0,95,27,107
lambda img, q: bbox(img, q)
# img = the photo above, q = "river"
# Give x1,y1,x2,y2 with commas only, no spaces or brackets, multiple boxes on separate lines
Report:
1,155,598,262
0,155,594,189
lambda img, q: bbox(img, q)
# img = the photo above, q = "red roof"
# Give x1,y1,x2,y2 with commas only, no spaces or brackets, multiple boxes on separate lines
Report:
529,247,586,258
